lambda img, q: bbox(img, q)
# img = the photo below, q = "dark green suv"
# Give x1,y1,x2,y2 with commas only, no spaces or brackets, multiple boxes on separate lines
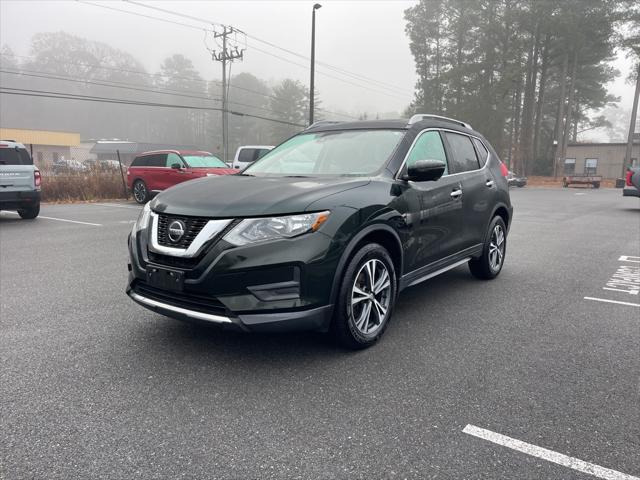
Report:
127,115,513,348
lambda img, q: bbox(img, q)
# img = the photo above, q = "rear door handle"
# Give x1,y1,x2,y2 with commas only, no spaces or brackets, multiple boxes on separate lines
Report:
485,179,495,187
450,188,463,199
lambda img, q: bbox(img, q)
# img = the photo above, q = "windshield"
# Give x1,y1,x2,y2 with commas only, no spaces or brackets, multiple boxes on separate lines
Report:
244,130,404,176
0,147,32,165
183,155,226,168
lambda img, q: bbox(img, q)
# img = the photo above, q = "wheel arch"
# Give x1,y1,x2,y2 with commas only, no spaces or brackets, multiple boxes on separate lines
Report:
329,224,404,307
492,203,511,230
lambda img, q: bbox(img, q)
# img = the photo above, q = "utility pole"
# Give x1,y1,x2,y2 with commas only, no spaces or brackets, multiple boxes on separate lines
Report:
210,25,244,162
623,63,640,177
309,3,322,126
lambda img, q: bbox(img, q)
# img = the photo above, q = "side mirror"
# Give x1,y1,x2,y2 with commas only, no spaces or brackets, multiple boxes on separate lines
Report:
170,163,182,170
403,159,446,182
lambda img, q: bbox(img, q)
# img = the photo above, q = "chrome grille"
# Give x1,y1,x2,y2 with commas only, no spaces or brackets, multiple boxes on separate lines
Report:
157,214,208,249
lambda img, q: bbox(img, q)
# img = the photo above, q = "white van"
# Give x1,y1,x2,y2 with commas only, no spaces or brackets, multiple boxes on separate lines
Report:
231,145,274,170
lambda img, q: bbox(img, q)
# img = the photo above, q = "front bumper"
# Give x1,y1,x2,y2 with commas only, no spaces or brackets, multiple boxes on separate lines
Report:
623,186,640,197
127,215,344,332
127,288,332,332
0,190,40,209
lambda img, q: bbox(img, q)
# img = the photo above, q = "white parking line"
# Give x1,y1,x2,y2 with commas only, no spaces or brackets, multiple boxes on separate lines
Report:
463,424,639,480
92,202,140,210
584,297,640,308
1,211,102,226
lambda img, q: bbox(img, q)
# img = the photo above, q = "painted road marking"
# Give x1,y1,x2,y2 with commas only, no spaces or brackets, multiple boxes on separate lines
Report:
92,202,140,210
619,256,640,264
463,425,640,480
584,297,640,308
1,211,102,226
603,264,640,295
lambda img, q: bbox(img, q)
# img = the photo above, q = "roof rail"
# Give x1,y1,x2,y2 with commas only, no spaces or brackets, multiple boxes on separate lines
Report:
305,120,342,130
407,114,472,129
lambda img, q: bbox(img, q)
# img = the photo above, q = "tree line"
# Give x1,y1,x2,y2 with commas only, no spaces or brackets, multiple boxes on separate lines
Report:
0,32,325,159
405,0,640,175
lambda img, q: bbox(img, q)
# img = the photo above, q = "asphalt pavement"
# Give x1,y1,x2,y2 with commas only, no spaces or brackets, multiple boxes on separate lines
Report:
1,190,639,479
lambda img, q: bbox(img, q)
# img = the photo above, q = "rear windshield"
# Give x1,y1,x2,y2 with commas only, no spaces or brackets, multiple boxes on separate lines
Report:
0,147,32,165
183,155,227,168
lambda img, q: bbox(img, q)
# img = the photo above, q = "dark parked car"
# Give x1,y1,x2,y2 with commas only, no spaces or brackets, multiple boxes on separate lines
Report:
127,115,513,348
623,166,639,197
507,170,527,188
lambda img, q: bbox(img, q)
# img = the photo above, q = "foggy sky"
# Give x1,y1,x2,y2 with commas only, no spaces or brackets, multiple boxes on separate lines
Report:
0,0,636,140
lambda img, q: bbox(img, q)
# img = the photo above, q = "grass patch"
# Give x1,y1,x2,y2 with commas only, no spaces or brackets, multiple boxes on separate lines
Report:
41,174,128,202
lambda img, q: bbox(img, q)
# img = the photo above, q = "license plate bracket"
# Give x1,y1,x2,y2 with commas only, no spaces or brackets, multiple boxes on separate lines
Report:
146,266,184,292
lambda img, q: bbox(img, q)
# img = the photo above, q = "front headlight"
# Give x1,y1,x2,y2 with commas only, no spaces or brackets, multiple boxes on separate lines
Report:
223,211,330,246
132,202,151,235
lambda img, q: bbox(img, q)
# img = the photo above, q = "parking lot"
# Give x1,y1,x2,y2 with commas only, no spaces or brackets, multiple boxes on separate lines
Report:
1,188,639,479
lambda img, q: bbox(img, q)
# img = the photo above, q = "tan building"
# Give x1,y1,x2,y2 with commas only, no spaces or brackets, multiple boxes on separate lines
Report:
0,127,81,168
564,138,640,179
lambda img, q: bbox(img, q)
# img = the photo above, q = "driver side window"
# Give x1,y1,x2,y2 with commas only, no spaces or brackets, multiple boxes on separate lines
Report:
166,153,182,168
406,130,448,176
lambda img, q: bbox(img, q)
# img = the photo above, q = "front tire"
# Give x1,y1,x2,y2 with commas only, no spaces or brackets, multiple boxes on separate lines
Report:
18,202,40,219
331,243,397,350
469,216,507,280
133,180,149,204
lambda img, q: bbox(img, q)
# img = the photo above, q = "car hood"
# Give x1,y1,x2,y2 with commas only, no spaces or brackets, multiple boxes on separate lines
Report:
151,175,370,217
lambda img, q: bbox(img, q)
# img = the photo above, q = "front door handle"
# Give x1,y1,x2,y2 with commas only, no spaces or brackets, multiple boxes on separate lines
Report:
450,188,463,199
485,179,495,187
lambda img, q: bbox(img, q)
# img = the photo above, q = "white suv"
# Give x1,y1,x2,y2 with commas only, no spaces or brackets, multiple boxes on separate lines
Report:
231,145,274,170
0,140,41,219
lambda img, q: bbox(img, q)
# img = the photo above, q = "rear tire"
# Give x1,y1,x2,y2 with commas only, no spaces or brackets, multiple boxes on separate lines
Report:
331,243,397,350
469,216,507,280
18,202,40,219
593,182,600,189
133,180,149,204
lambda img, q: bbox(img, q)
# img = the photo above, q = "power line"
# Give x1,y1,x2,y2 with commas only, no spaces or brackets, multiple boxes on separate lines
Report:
78,0,206,32
0,53,359,120
0,68,307,119
0,87,307,127
78,0,411,101
246,42,411,101
127,0,414,96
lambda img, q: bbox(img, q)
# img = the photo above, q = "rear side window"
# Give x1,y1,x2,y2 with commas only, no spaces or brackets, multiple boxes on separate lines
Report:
130,156,146,167
0,147,32,165
238,148,263,164
444,132,480,173
256,148,271,160
472,138,489,167
405,131,448,176
132,154,166,167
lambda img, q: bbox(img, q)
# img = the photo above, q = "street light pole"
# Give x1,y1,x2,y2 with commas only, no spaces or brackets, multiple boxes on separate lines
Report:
309,3,322,126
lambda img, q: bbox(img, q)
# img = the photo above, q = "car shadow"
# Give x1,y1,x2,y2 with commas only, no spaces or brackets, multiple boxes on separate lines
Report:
127,267,473,367
0,214,24,224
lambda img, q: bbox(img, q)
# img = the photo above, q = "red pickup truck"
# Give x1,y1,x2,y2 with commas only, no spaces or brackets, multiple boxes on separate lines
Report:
127,150,236,203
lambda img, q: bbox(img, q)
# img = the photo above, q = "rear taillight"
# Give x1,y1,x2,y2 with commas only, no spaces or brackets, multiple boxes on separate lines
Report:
34,169,41,188
626,170,633,187
499,162,509,177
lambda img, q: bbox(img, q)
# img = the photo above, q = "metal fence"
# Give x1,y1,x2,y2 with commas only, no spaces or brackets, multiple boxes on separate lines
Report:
38,149,129,202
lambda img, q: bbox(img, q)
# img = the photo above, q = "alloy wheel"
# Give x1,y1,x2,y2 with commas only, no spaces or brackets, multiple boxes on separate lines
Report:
489,224,505,271
134,182,146,203
350,259,392,335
